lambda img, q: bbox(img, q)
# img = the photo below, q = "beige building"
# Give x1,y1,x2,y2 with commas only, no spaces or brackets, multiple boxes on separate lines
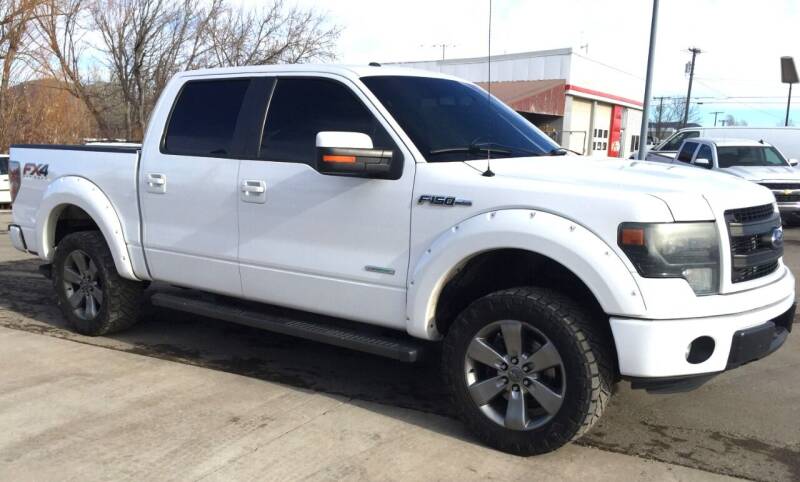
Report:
393,48,645,158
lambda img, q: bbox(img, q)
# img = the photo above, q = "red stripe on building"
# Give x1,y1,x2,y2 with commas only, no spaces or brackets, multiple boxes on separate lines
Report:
564,84,643,107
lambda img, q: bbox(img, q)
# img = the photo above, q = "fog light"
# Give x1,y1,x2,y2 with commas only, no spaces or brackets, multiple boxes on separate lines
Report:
686,336,715,364
682,268,714,295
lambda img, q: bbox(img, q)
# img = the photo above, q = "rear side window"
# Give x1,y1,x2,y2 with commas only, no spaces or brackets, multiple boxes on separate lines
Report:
164,79,251,157
260,78,394,165
677,142,698,163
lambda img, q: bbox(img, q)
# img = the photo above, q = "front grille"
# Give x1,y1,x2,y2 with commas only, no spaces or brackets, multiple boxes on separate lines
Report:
729,234,770,254
775,194,800,203
732,261,779,283
726,203,774,224
759,183,800,190
725,205,782,284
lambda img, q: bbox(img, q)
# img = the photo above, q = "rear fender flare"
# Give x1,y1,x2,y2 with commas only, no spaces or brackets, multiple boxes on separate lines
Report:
36,176,139,281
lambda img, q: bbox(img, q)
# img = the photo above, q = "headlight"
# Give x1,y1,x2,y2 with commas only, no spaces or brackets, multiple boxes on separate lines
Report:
618,222,720,295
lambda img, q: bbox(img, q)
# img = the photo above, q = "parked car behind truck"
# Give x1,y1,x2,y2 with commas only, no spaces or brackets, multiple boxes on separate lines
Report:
643,126,800,163
662,138,800,225
7,65,795,455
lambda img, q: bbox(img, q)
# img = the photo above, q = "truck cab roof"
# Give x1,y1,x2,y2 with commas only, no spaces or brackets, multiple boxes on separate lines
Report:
175,64,465,82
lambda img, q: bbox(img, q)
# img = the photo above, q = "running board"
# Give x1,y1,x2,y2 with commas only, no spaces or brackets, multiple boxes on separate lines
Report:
150,292,424,363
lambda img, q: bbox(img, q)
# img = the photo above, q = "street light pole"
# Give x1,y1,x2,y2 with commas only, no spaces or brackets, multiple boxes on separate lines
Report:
638,0,659,160
711,111,724,126
682,47,702,128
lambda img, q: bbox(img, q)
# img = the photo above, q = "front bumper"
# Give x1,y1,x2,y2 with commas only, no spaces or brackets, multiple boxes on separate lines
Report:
610,276,795,379
777,202,800,224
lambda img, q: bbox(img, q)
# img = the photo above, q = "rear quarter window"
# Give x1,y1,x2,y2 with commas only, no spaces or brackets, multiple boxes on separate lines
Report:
163,79,251,157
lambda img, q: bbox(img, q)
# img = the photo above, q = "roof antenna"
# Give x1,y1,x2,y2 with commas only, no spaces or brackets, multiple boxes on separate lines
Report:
482,0,495,177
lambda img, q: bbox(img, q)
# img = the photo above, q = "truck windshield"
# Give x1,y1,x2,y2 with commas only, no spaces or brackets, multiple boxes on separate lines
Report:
717,146,788,168
361,76,560,162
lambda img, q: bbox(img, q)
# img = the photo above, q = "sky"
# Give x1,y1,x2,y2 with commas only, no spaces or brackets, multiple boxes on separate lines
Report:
239,0,800,127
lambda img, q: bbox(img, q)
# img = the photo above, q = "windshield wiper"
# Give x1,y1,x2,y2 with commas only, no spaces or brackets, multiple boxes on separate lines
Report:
429,141,543,158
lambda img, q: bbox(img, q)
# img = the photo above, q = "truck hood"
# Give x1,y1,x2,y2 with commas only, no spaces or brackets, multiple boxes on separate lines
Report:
465,156,776,221
718,165,800,182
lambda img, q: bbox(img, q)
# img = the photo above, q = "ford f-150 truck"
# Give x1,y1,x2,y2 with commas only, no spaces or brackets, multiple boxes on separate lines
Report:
7,65,795,456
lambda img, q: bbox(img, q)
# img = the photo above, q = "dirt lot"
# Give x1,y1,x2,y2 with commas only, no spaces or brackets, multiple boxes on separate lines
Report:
0,210,798,481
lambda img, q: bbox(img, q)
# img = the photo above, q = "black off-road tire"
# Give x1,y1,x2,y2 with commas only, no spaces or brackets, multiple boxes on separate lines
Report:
442,287,613,455
53,231,144,336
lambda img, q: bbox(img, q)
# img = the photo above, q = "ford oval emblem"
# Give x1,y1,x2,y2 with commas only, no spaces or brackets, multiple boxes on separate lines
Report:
771,227,784,249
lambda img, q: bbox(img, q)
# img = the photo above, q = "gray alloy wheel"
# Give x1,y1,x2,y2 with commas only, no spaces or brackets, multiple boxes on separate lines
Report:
464,319,566,431
61,249,104,321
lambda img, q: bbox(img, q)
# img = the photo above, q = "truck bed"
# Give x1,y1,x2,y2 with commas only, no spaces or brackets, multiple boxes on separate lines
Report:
9,144,142,256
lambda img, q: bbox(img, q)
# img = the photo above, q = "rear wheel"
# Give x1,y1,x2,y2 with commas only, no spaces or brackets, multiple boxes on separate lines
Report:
442,287,613,455
53,231,144,336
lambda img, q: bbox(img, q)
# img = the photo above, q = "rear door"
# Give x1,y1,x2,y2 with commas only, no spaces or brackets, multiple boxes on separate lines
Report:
236,76,415,328
139,78,262,295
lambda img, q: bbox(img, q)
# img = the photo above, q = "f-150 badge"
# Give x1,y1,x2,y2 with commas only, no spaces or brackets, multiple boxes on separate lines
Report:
418,194,472,207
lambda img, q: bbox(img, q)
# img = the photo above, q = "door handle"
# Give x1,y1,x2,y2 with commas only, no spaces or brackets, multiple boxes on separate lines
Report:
146,173,166,193
240,180,267,203
241,180,266,194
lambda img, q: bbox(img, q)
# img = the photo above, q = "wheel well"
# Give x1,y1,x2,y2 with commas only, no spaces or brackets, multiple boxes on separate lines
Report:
434,249,610,339
54,205,100,247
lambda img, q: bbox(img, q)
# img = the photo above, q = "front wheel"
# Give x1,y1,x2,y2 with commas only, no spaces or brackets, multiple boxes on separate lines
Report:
53,231,144,336
442,287,613,455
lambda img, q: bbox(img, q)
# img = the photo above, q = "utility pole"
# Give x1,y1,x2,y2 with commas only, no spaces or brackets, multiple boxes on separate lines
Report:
432,43,456,60
653,96,667,140
711,111,724,126
638,0,659,160
682,47,702,127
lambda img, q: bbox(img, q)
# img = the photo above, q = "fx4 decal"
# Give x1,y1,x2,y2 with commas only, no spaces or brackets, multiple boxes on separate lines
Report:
23,163,49,179
418,194,472,207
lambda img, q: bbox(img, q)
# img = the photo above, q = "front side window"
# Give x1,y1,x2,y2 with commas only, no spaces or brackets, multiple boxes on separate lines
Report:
660,130,699,152
717,146,789,168
0,157,8,175
361,76,560,162
163,79,251,157
677,142,698,163
695,144,713,162
260,78,395,165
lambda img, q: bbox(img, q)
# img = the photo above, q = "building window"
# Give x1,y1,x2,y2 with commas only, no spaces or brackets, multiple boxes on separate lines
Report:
630,135,641,153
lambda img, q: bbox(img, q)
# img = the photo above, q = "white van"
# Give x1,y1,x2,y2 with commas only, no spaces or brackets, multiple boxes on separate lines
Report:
645,127,800,163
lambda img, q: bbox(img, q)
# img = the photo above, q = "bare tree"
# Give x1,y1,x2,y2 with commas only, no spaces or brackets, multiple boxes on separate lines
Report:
31,0,112,137
203,0,340,67
1,0,40,149
4,0,341,144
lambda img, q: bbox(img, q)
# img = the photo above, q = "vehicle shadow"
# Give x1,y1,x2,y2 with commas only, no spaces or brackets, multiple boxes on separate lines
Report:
0,256,473,442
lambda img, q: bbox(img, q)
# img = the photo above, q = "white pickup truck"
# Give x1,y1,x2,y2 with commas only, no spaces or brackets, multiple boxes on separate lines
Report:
7,65,795,455
665,138,800,225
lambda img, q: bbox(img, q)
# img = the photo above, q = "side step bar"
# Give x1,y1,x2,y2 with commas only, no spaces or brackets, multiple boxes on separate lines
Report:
150,292,424,363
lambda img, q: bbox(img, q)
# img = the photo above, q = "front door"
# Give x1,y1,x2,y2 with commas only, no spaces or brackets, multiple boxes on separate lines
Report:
140,77,256,296
237,76,415,328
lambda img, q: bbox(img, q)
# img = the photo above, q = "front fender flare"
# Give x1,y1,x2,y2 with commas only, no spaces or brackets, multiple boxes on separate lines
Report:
36,176,139,281
406,209,645,340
